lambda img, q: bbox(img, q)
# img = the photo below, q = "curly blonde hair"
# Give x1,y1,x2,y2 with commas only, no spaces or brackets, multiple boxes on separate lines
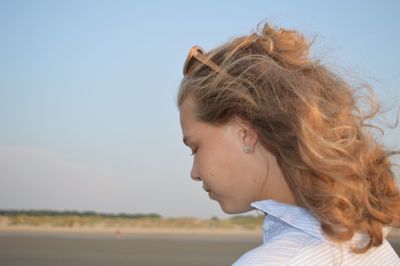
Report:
177,23,400,253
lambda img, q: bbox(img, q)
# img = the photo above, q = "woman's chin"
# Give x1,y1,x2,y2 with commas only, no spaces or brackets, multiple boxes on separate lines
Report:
219,202,251,214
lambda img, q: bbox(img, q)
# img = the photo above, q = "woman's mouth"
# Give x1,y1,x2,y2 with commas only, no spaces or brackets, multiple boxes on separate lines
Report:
203,187,216,199
202,186,212,193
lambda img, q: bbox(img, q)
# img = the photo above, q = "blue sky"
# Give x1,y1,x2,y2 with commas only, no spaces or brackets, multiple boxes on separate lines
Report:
0,0,399,218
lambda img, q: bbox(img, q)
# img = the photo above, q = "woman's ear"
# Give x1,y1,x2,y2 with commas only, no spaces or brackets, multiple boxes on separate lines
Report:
232,117,259,153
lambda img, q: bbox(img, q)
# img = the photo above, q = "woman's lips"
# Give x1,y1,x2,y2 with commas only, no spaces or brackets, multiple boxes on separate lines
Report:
202,186,211,193
203,187,216,199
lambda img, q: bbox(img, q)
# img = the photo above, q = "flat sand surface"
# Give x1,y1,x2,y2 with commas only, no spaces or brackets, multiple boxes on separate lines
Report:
0,228,398,265
0,230,261,266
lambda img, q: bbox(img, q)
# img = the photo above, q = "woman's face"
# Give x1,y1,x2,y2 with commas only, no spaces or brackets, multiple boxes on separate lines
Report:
179,96,296,214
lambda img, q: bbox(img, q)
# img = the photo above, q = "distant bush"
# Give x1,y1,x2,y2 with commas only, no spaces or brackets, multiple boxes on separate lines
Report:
0,210,264,230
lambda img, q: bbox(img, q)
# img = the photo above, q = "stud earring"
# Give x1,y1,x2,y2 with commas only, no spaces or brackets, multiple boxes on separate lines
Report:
243,145,251,153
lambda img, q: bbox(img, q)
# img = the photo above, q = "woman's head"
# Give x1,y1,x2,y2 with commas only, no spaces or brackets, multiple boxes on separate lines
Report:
180,94,298,214
178,23,400,252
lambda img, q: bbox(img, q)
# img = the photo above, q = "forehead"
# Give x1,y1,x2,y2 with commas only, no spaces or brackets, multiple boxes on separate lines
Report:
179,96,234,144
180,96,218,143
179,96,198,133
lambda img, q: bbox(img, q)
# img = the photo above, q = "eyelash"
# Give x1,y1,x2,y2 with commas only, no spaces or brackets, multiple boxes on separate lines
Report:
191,148,198,156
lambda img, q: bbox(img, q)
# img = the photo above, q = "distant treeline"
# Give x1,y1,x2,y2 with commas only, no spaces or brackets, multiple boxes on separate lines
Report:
0,209,161,219
0,210,264,229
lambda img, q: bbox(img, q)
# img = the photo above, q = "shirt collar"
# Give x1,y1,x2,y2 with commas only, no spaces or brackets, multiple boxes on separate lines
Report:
251,199,392,248
251,199,334,246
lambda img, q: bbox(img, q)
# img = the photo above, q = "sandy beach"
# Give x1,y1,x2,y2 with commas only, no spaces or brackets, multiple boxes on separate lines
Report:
0,227,261,266
0,225,398,266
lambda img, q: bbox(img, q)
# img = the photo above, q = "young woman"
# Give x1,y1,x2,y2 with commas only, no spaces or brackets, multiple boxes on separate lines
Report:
178,23,400,265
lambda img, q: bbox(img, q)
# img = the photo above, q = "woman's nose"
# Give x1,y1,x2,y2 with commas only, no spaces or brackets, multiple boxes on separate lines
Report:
190,161,201,181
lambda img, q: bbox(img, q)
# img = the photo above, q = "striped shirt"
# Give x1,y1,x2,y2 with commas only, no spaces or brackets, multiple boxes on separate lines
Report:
232,199,400,265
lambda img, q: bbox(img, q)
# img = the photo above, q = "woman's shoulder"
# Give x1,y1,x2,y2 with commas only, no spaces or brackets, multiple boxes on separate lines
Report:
232,230,318,265
232,230,400,266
